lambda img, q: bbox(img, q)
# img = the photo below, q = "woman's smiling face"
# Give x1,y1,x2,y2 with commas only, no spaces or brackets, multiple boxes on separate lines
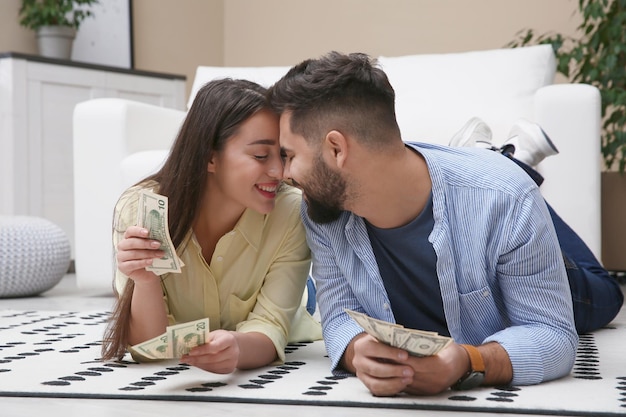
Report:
208,109,283,215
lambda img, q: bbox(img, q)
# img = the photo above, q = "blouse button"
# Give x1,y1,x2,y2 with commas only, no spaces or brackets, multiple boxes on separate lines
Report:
216,256,223,262
383,303,390,310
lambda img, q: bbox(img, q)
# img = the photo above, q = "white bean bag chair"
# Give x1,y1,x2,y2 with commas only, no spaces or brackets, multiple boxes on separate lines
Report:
0,216,70,298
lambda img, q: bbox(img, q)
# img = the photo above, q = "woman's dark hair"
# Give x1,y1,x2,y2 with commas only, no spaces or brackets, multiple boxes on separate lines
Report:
101,78,270,360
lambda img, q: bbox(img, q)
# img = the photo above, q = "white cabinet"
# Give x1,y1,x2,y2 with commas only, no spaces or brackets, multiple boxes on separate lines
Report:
0,53,186,259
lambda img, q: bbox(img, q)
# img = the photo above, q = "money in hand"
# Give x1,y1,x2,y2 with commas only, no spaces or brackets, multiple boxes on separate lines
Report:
169,319,209,358
136,189,184,275
129,318,209,360
345,309,452,357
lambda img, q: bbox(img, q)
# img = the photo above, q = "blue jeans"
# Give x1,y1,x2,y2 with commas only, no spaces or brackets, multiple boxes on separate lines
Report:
306,276,317,315
511,158,624,333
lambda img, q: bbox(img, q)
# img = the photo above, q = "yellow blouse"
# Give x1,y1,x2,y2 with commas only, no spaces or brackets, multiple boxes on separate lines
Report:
113,181,321,362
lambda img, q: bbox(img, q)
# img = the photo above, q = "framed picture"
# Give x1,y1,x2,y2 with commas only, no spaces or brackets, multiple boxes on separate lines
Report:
72,0,133,68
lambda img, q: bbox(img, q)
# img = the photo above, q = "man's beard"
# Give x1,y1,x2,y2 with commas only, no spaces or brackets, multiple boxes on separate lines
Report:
302,157,347,224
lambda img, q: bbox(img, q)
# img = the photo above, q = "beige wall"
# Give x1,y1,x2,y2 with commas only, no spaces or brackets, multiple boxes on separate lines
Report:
222,0,580,66
131,0,223,93
0,0,39,55
1,0,581,97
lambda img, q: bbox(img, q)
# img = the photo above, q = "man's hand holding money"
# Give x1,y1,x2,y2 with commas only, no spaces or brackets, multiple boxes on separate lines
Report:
343,309,467,397
347,332,470,397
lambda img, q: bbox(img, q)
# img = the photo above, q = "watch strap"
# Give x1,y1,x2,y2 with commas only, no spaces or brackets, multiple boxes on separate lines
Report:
451,344,486,391
459,344,485,373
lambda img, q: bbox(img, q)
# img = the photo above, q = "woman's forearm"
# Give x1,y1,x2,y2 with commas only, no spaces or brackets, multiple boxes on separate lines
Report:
233,331,278,369
128,278,168,345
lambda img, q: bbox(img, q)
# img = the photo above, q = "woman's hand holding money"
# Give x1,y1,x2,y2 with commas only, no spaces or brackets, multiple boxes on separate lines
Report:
116,225,169,346
182,329,241,374
183,330,278,375
116,226,165,284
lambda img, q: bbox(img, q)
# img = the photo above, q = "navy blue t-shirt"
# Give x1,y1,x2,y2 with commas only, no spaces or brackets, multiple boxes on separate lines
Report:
365,194,449,336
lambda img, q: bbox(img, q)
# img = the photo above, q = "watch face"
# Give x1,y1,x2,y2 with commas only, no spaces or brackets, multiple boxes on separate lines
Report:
455,371,485,390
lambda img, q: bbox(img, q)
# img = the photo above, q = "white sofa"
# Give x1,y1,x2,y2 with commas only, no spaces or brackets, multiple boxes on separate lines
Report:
73,45,602,293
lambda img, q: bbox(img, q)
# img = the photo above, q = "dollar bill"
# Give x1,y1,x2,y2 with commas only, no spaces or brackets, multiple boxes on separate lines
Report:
168,318,210,358
129,332,170,359
136,189,184,275
391,327,452,357
345,308,400,343
130,317,209,360
345,308,452,357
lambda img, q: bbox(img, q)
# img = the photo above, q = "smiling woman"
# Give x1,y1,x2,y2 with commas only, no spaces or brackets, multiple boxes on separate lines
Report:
101,78,322,373
207,109,282,217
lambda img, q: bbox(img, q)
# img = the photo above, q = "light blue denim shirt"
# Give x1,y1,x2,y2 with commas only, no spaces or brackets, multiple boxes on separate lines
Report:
304,142,577,386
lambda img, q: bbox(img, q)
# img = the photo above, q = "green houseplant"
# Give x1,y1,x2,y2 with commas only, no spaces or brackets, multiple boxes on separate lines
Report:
19,0,99,60
508,0,626,174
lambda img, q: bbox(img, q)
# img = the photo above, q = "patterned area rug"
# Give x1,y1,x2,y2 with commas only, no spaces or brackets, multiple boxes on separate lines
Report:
0,309,624,416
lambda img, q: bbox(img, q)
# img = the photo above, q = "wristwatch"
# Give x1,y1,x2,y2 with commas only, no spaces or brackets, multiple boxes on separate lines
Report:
451,344,485,391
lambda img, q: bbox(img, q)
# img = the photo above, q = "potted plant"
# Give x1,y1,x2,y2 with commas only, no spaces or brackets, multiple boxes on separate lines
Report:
508,0,626,174
19,0,99,60
509,0,626,271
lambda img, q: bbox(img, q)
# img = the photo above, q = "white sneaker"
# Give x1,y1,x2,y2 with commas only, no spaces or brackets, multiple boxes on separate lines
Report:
449,117,493,149
503,119,559,166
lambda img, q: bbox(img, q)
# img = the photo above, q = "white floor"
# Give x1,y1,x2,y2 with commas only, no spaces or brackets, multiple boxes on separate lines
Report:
1,274,592,417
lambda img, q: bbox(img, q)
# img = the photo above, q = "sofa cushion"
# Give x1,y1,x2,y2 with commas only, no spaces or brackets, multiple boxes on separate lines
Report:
189,46,555,146
120,150,169,190
378,45,556,145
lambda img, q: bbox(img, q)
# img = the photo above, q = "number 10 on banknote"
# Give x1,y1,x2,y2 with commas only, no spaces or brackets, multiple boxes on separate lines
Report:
137,189,184,275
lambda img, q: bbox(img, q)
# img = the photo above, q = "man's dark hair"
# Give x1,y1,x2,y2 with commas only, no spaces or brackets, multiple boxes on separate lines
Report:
268,51,401,148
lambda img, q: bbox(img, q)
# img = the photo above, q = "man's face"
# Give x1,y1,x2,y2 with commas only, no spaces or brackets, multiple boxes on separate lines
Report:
279,112,347,224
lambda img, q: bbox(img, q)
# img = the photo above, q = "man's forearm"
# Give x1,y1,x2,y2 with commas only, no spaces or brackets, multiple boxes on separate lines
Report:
478,342,513,385
339,332,367,373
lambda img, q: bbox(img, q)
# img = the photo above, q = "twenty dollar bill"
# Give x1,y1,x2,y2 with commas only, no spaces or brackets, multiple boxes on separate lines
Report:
129,317,209,360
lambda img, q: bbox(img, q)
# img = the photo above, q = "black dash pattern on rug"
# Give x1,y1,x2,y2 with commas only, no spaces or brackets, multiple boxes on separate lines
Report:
1,308,626,415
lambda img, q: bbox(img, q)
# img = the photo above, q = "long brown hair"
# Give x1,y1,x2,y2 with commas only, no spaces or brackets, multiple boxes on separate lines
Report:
101,79,270,360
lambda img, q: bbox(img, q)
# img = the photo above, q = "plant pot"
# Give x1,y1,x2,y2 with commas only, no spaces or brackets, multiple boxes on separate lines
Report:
601,171,626,271
36,26,76,60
